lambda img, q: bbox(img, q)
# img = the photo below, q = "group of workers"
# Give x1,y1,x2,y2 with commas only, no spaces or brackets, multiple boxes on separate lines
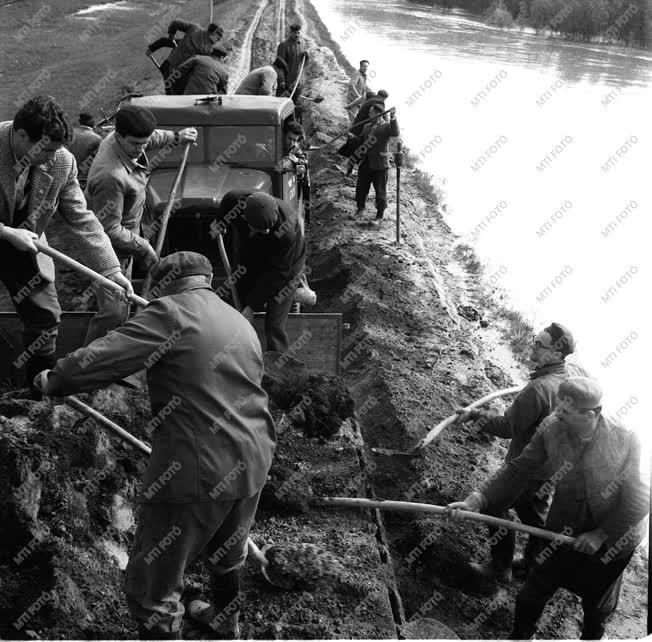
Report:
0,13,648,642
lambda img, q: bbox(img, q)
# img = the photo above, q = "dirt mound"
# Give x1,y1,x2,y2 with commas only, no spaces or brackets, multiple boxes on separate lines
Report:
264,543,345,590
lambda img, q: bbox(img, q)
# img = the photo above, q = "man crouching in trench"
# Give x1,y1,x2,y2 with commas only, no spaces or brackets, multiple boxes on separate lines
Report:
35,251,276,639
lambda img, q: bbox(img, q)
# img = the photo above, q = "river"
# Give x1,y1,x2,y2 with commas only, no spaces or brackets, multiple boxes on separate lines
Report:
313,0,651,464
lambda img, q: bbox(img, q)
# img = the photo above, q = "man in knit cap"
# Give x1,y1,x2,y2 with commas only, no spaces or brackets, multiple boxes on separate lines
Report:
174,46,229,95
456,322,585,581
35,251,276,640
234,57,289,96
215,190,305,353
84,104,197,343
449,376,649,640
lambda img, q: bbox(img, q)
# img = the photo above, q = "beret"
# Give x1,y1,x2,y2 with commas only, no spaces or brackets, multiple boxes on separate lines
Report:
115,104,157,138
558,376,603,410
151,251,212,284
244,192,278,231
544,322,575,357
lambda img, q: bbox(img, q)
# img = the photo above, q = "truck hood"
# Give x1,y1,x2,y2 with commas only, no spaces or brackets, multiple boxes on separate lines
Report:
147,164,272,214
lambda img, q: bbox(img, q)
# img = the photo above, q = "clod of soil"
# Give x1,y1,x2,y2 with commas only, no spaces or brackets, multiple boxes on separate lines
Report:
264,543,346,590
260,465,314,513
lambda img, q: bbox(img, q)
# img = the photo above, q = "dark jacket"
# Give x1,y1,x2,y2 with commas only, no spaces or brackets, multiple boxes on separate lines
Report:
481,362,583,467
276,37,309,86
176,55,229,95
47,283,277,503
0,121,120,282
351,97,384,136
356,116,399,171
67,125,102,188
480,414,649,560
166,20,215,71
221,191,305,309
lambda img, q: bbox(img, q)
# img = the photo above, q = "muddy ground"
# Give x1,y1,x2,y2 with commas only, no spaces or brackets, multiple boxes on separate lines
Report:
0,0,648,639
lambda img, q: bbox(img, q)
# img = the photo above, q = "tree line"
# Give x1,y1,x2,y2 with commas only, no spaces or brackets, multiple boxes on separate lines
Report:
419,0,649,46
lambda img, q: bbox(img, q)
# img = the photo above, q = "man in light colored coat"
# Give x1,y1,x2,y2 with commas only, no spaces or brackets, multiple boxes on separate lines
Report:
84,104,197,343
449,376,649,640
235,58,288,96
37,251,276,640
175,49,229,95
0,95,129,394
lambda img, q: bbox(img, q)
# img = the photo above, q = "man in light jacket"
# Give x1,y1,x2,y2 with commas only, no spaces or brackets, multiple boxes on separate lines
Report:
84,104,197,343
36,251,276,640
449,376,649,640
235,58,288,96
0,95,130,395
345,59,371,122
456,322,584,580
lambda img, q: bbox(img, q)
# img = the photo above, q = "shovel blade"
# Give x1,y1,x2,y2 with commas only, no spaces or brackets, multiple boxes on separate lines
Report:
371,446,420,457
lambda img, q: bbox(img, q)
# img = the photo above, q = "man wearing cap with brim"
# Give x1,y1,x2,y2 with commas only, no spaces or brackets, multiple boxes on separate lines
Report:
216,190,306,353
449,376,649,640
234,57,289,96
276,23,310,103
84,104,197,344
164,20,224,94
456,323,586,582
174,46,229,96
35,250,276,640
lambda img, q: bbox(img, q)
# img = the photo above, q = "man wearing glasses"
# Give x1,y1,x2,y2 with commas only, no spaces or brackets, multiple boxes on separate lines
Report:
455,322,583,582
449,376,648,639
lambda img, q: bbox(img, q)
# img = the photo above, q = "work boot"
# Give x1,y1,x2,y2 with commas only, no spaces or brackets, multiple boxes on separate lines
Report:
188,600,240,639
374,209,385,221
348,207,365,220
25,353,56,401
469,561,512,584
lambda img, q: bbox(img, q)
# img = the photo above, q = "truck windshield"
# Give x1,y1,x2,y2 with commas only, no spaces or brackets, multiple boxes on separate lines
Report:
151,125,278,168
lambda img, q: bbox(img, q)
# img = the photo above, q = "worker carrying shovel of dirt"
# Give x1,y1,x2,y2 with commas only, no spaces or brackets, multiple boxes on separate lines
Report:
215,190,306,353
448,376,649,640
84,104,197,344
0,95,131,398
34,251,277,640
455,323,585,582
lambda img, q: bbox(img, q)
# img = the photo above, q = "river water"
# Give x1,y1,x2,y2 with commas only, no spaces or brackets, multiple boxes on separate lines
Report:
313,0,651,463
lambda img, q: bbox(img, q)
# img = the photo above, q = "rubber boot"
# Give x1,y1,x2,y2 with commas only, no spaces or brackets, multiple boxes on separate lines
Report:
25,353,56,401
208,568,242,639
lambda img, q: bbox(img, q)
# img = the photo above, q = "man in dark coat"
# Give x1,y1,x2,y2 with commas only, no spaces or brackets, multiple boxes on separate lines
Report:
0,95,129,395
146,36,183,95
449,376,649,640
175,48,229,95
67,113,102,189
456,323,585,580
36,251,277,640
276,23,310,102
162,20,224,93
215,190,306,353
350,90,388,136
352,105,399,223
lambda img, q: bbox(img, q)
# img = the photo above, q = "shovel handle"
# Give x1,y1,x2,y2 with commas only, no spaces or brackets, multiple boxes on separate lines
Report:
316,497,576,545
415,386,522,451
247,539,268,566
216,233,241,311
34,240,149,307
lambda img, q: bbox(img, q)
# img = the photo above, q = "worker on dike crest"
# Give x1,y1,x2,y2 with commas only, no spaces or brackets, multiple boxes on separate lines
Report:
0,95,130,398
455,323,585,581
448,376,649,640
34,251,276,640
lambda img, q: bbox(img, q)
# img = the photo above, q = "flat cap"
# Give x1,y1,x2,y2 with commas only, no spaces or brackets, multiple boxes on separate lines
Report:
244,192,278,231
150,251,212,284
544,322,575,358
558,376,603,410
115,104,157,138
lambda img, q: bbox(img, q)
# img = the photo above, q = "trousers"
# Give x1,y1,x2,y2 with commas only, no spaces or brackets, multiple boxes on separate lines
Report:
355,162,388,213
124,492,261,636
511,547,632,639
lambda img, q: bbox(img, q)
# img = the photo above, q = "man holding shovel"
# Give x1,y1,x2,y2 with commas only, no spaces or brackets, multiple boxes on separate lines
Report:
0,95,130,396
84,104,197,344
449,376,649,640
36,251,277,640
276,24,310,103
455,323,582,581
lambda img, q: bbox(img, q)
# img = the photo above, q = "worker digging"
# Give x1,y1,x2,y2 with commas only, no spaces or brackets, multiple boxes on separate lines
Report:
0,1,647,641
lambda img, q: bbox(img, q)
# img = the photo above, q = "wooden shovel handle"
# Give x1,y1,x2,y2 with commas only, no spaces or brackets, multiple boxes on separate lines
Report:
34,240,149,307
216,233,241,311
415,385,522,450
316,497,576,545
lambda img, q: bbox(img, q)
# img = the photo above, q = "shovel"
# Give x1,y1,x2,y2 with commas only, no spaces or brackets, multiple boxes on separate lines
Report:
315,496,576,545
371,385,521,457
299,94,324,103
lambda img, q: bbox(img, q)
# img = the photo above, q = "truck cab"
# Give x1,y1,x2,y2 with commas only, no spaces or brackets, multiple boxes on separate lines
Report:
131,94,306,258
